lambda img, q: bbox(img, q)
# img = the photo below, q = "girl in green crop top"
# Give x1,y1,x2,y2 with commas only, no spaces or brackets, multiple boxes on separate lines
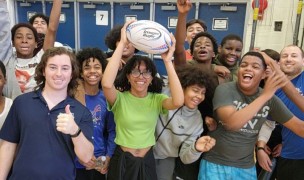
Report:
102,20,184,180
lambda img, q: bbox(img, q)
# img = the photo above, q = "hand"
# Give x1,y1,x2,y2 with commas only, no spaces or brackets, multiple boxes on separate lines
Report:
177,0,192,14
195,136,216,153
95,156,110,174
264,145,272,155
205,116,217,131
79,156,96,170
257,149,273,172
120,20,136,46
56,105,78,135
272,144,282,157
213,65,231,79
160,33,176,62
263,70,288,98
260,52,287,81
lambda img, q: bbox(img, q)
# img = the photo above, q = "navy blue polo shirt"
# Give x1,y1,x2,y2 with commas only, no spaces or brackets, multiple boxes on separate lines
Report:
0,90,93,180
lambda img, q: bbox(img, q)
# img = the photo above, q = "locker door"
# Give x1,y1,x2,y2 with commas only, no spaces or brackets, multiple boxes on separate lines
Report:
153,3,196,75
79,2,111,50
154,3,196,35
198,3,247,44
45,1,75,49
113,3,150,26
16,1,43,23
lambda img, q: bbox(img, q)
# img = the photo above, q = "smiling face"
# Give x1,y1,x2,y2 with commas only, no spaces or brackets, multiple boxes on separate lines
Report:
279,46,304,79
81,58,102,88
218,39,243,68
186,23,205,45
238,55,266,95
192,36,215,63
184,85,206,109
13,27,37,59
127,62,153,97
43,54,72,93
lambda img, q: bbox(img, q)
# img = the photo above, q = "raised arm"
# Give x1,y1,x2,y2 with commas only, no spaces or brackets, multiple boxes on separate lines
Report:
43,0,62,51
0,140,17,179
262,52,304,112
0,1,13,64
174,0,192,66
102,21,133,105
161,34,184,110
217,72,287,131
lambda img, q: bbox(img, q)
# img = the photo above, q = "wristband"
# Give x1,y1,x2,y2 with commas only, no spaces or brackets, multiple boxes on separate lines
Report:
256,146,265,151
71,127,81,138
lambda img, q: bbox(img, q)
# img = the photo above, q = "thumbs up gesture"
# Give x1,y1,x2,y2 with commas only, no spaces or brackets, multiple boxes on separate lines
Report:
56,104,79,135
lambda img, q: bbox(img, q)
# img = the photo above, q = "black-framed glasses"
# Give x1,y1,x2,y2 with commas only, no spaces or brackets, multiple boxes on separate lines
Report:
130,70,152,78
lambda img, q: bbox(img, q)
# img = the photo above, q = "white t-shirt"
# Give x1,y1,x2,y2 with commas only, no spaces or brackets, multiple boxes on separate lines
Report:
15,50,43,93
0,97,13,130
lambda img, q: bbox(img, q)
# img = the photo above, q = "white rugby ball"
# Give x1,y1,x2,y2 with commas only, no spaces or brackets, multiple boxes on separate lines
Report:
126,20,172,54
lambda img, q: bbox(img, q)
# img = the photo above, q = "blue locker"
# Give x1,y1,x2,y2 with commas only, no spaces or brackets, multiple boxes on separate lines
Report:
199,3,247,45
79,2,111,51
154,3,196,35
45,1,75,49
16,1,43,23
113,3,150,26
154,3,196,76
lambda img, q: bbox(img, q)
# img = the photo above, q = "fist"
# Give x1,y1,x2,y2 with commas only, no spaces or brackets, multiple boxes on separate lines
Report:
56,104,78,135
195,136,216,153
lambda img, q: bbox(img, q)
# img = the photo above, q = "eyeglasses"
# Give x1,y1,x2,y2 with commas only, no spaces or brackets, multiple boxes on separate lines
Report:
130,70,152,78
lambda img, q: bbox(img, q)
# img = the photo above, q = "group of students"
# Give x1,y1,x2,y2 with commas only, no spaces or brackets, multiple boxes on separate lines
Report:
0,0,304,179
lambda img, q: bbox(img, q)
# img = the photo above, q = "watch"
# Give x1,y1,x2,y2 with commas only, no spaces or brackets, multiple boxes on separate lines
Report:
71,127,81,138
256,146,265,151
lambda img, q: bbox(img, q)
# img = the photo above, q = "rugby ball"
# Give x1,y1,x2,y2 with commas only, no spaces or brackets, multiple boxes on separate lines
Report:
126,20,172,54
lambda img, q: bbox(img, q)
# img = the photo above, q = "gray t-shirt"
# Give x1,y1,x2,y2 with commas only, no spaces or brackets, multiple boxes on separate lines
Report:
203,82,293,168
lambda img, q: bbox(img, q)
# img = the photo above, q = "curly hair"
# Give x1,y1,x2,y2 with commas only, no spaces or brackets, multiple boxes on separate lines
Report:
34,47,79,97
186,19,207,32
190,32,218,56
76,47,108,73
28,13,50,26
115,55,163,93
11,23,38,42
175,65,217,100
104,25,123,51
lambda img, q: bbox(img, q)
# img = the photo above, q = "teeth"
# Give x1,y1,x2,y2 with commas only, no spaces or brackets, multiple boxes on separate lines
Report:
136,82,144,85
227,57,236,62
88,76,97,79
243,73,252,78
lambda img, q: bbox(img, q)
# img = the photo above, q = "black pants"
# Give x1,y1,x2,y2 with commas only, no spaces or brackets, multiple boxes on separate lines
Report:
174,156,200,180
107,146,157,180
76,169,106,180
277,157,304,180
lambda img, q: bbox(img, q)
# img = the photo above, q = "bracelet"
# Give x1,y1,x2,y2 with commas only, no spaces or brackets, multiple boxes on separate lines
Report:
71,127,81,138
256,146,265,152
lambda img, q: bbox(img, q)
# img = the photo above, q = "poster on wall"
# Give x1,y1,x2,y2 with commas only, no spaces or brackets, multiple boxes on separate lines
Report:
96,10,108,26
27,11,36,21
125,15,137,23
212,18,228,31
168,17,178,28
59,13,66,23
